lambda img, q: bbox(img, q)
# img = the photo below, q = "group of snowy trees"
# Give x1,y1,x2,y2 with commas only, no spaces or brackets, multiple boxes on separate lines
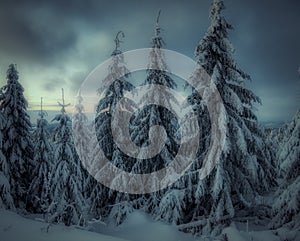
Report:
0,64,89,225
0,0,299,237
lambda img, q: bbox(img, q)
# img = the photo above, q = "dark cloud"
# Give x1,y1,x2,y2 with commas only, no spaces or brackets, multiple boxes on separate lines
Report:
0,0,78,65
0,0,299,121
223,0,300,121
68,71,89,93
43,77,66,92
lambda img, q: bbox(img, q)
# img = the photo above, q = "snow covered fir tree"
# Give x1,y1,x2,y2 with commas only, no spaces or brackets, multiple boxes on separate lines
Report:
92,31,135,223
131,11,179,171
72,91,104,221
175,0,276,236
0,108,14,210
48,89,87,226
0,1,299,240
0,64,33,208
72,91,92,197
129,11,180,216
27,98,53,213
94,30,135,169
271,109,300,229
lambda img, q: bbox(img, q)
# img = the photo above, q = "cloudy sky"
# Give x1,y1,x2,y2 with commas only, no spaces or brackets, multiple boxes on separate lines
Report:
0,0,299,122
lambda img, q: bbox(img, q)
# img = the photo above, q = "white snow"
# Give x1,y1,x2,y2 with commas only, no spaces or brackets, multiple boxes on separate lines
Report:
92,210,198,241
222,222,300,241
1,209,300,241
0,209,128,241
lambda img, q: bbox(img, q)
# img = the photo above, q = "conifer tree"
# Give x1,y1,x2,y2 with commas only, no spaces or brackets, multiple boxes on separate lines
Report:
91,31,135,222
278,109,300,174
28,98,53,213
109,201,134,226
0,64,33,208
72,91,92,194
48,89,86,226
130,11,180,215
72,91,100,220
157,189,186,225
180,0,275,235
265,126,286,174
271,109,300,229
0,109,14,209
95,31,134,163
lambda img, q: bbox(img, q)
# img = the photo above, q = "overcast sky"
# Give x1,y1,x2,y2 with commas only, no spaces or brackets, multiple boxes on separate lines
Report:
0,0,299,122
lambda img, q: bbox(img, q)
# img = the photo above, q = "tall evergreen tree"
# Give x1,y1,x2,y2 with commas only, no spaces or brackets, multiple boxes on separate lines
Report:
278,109,300,174
0,109,14,209
95,31,134,167
0,64,33,208
180,0,275,235
48,89,86,226
28,98,53,213
271,109,300,229
91,31,135,222
73,91,90,171
72,91,97,220
130,11,180,214
265,126,286,174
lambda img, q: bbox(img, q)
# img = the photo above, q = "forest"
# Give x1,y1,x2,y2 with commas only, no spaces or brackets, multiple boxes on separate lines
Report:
0,0,299,240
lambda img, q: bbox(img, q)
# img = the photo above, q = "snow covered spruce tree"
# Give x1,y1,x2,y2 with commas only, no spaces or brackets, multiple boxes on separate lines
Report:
27,98,53,213
179,0,275,235
156,188,186,225
91,31,135,222
271,109,300,229
72,91,100,221
157,72,213,226
48,89,86,226
265,126,286,174
130,12,180,214
95,31,134,168
72,92,92,195
278,109,300,175
0,108,14,209
0,64,33,208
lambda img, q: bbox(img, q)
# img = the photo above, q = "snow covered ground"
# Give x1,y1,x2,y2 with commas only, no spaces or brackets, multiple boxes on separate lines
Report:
1,209,299,241
0,209,129,241
222,222,300,241
93,211,197,241
0,209,196,241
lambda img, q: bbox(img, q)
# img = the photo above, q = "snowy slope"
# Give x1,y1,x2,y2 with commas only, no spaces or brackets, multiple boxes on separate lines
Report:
1,209,299,241
95,211,198,241
0,209,129,241
222,222,300,241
